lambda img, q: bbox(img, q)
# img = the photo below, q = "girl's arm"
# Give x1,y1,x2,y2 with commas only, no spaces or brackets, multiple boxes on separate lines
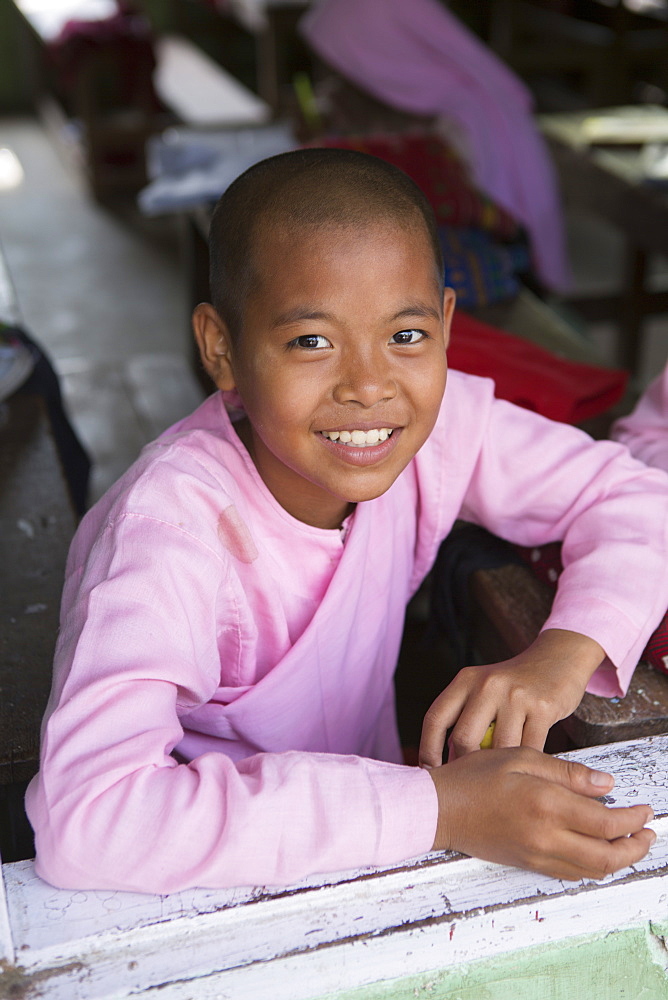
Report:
418,376,668,764
27,514,437,893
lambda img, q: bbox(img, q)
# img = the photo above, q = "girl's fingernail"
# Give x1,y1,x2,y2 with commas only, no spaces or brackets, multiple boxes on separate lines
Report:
590,769,613,787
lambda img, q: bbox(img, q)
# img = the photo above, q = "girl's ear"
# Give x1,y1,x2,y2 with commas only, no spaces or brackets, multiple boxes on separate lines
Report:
442,286,456,350
192,303,236,391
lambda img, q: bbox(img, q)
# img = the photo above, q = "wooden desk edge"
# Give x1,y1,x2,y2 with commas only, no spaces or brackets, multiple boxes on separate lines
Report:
1,735,667,999
471,562,668,745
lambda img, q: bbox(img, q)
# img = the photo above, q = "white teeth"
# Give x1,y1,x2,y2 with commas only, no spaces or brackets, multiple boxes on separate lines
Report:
321,428,394,447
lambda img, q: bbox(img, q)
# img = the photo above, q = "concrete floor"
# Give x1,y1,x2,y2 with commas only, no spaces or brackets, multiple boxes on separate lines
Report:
1,115,667,505
0,117,204,503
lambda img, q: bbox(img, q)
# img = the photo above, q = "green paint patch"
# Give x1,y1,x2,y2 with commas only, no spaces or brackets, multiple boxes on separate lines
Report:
324,923,668,1000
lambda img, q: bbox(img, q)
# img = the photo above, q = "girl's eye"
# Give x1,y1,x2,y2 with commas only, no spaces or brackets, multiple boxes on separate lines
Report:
391,329,425,345
289,334,331,350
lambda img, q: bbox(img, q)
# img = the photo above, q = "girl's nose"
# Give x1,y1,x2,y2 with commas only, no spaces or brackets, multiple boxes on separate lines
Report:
332,351,397,407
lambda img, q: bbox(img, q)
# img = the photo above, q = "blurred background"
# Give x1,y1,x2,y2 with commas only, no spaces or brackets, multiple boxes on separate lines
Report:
2,0,668,500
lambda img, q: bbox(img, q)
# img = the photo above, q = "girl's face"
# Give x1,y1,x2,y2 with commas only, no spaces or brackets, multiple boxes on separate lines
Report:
199,220,453,529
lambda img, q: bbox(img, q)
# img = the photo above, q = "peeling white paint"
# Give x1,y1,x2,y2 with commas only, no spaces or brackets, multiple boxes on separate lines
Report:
1,736,667,998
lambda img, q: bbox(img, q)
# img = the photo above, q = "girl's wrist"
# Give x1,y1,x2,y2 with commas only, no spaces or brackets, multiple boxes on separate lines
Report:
536,627,606,684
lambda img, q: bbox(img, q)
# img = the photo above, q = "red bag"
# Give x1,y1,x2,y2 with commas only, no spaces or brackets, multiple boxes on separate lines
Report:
449,311,628,425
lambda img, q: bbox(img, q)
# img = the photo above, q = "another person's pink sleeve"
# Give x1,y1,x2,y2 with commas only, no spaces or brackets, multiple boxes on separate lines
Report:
612,365,668,473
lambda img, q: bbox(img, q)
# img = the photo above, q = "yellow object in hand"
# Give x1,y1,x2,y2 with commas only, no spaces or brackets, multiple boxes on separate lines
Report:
480,722,495,749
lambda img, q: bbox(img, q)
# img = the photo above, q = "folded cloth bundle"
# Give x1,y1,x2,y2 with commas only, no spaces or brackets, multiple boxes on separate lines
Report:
448,311,628,425
139,124,297,215
439,226,530,308
48,3,157,109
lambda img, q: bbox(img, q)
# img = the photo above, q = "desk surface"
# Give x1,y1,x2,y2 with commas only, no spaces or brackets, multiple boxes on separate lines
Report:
0,735,666,998
539,106,668,185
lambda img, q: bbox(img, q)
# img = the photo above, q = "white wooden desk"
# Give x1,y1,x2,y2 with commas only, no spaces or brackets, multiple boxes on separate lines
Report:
1,736,667,998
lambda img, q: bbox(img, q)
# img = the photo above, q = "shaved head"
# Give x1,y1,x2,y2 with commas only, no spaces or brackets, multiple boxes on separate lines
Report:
208,147,444,339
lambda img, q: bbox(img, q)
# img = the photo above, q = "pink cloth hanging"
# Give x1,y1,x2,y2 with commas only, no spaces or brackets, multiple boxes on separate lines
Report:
300,0,570,290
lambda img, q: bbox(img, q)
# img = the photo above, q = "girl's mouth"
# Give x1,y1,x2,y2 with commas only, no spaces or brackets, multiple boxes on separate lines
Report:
319,428,394,448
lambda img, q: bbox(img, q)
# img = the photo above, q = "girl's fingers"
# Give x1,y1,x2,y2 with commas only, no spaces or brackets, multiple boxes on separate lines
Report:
545,825,656,882
489,713,528,751
419,685,469,768
447,701,502,760
568,798,654,842
523,754,614,797
518,715,550,752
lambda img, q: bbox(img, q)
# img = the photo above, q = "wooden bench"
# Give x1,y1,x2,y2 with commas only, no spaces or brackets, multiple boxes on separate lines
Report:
471,560,668,748
10,0,158,199
0,735,665,998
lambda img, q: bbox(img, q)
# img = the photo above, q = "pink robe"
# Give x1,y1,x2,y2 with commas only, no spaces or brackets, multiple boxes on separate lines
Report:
26,371,668,893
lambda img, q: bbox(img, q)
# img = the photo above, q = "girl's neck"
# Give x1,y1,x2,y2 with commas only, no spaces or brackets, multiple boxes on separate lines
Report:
233,417,355,530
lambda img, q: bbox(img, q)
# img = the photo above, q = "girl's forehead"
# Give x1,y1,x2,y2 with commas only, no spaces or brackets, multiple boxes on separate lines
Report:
271,214,430,249
255,217,438,285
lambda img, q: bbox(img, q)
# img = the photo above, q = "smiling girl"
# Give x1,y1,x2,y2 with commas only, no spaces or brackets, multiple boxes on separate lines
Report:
27,149,668,892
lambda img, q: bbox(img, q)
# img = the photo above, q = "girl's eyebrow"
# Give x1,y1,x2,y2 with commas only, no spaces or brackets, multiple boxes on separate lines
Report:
271,307,334,328
390,303,442,322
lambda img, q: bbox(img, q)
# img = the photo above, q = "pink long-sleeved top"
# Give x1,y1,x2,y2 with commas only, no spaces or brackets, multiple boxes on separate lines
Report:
612,365,668,474
26,371,668,893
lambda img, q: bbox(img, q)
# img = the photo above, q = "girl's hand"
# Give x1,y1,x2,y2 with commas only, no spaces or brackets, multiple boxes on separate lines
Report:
419,629,605,767
427,746,656,881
